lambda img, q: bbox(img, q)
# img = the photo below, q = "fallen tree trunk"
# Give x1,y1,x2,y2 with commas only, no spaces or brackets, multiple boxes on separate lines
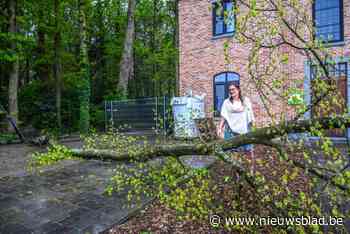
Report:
71,116,350,160
70,116,350,191
71,144,207,161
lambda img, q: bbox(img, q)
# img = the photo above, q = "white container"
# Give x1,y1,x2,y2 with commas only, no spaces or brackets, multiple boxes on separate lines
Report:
171,96,205,138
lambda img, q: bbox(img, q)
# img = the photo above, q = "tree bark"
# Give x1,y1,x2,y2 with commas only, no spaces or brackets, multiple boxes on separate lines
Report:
78,0,90,134
151,0,157,97
36,5,49,81
70,116,350,159
54,0,62,132
70,116,350,191
118,0,136,95
93,0,105,104
8,0,19,132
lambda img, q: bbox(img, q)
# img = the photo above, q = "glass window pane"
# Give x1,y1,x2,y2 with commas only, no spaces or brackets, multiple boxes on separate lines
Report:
225,2,233,11
215,21,224,35
225,2,234,33
339,63,347,76
327,63,336,74
214,3,224,35
314,0,342,42
215,73,226,83
215,84,225,112
315,0,339,10
226,12,235,32
227,72,240,82
213,1,235,35
312,62,348,80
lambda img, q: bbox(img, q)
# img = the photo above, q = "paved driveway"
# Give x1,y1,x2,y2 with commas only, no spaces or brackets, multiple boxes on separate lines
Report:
0,142,151,234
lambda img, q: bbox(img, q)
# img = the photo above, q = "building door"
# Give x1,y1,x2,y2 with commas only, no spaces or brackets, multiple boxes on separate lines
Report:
310,63,348,137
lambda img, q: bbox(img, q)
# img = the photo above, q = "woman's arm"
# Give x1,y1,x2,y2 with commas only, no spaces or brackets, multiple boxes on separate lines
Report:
217,117,225,136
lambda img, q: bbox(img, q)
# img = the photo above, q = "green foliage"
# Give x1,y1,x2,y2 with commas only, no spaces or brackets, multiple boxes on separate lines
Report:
89,105,104,131
100,128,349,233
103,86,127,101
0,132,18,142
287,88,304,106
18,78,80,132
29,144,76,168
0,0,177,134
129,0,178,98
105,154,214,221
19,80,57,130
158,167,213,220
82,126,149,157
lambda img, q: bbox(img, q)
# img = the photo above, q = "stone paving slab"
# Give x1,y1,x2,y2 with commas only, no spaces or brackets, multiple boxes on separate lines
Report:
0,143,152,234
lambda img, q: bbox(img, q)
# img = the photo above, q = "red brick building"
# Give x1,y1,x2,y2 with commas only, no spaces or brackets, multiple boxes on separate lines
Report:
178,0,350,141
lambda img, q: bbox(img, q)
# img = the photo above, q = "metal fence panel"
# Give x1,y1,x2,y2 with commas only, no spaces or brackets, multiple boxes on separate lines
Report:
105,96,171,133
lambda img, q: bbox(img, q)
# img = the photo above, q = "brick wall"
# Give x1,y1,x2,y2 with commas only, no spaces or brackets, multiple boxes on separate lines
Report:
178,0,350,128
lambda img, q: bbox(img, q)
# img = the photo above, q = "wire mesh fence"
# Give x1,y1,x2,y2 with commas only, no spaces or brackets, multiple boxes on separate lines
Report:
104,96,172,134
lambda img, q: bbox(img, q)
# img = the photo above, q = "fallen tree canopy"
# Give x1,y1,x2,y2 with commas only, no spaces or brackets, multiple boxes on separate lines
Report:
69,116,350,192
71,116,350,159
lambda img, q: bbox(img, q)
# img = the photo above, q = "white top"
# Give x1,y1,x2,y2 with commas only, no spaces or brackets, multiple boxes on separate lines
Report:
220,97,255,134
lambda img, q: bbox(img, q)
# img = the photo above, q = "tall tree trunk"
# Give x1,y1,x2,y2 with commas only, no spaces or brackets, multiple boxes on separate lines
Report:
8,0,19,132
152,0,157,97
78,0,90,134
118,0,136,96
24,58,30,85
36,6,49,81
94,0,105,104
54,0,62,131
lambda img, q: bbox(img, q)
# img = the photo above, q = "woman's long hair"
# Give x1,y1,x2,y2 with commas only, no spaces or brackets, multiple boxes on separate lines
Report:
228,82,244,104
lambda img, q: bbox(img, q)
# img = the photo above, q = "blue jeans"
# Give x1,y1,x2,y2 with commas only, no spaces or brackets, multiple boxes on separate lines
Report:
224,126,253,152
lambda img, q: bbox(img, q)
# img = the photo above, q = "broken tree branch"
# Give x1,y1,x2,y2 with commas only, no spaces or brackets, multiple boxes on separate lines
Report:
70,116,350,191
71,116,350,160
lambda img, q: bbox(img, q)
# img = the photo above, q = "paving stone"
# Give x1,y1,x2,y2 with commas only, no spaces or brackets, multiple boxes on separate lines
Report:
0,223,34,234
34,207,74,223
58,211,99,231
79,200,108,210
0,207,45,229
39,224,80,234
0,196,20,212
79,223,110,234
65,207,92,218
0,142,156,234
0,185,18,195
32,222,63,234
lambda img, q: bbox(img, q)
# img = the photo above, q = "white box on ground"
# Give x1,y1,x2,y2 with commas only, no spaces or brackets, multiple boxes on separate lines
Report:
171,95,205,138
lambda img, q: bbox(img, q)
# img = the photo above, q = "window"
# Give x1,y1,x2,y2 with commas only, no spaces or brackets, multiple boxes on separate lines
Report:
214,72,240,116
313,0,343,43
213,0,235,36
310,62,348,137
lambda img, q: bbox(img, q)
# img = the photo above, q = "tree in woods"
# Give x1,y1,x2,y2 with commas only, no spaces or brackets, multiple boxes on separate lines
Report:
53,0,62,131
118,0,136,96
51,0,349,232
0,0,178,133
36,1,50,82
78,0,90,134
129,0,178,98
7,0,19,132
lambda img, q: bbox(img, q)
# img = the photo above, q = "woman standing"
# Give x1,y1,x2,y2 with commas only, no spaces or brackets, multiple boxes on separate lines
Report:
217,82,255,171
